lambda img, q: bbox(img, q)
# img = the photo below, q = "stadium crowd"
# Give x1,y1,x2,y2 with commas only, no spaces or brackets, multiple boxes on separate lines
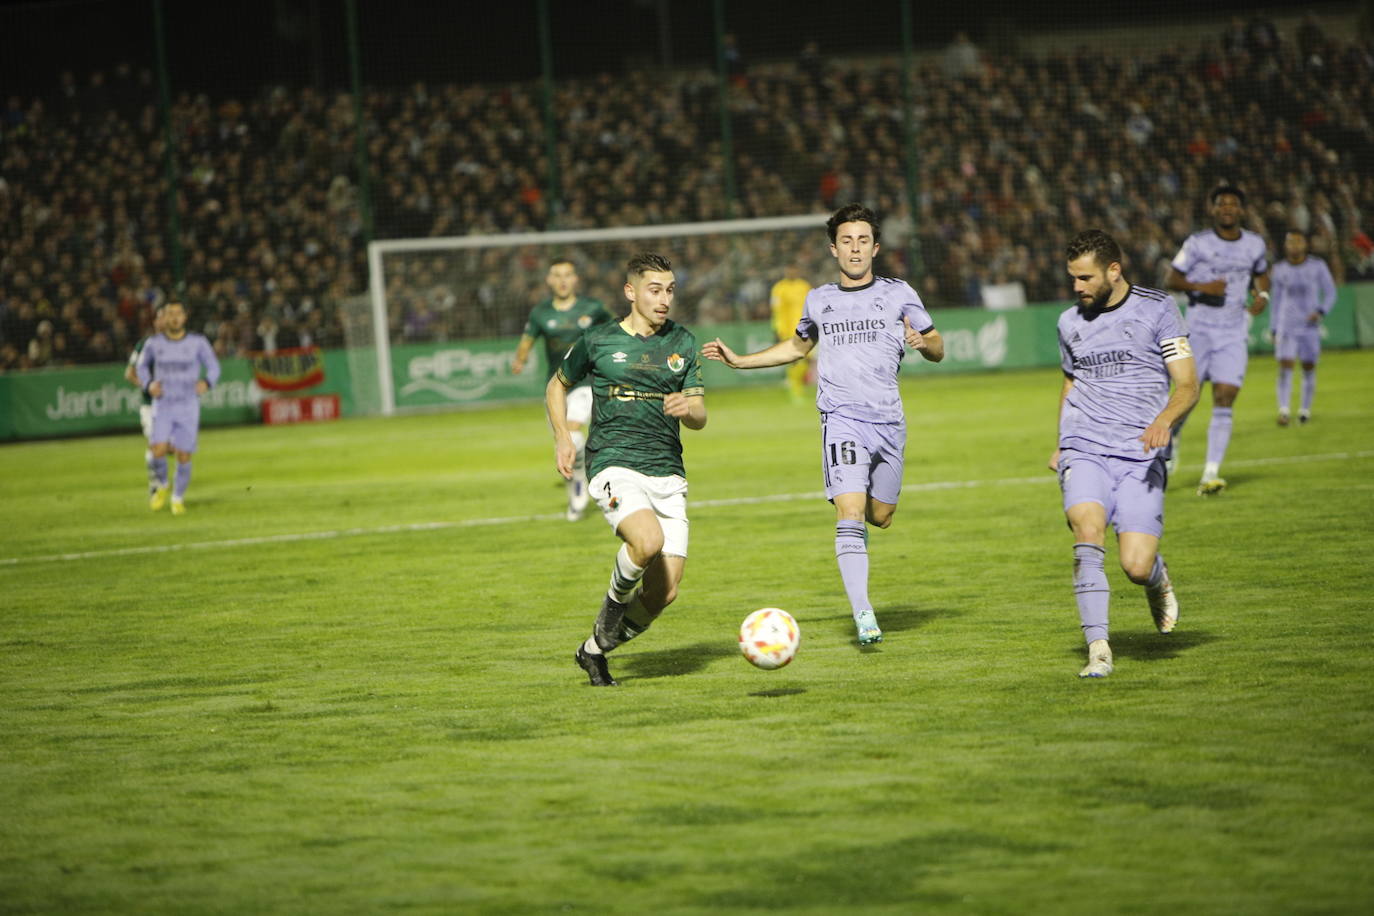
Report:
1,14,1371,371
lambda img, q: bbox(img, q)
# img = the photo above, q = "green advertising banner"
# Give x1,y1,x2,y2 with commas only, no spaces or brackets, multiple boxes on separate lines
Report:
388,324,787,412
3,284,1370,441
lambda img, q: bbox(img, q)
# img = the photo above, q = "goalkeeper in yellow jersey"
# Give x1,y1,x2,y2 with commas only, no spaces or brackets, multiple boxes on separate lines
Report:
770,263,812,403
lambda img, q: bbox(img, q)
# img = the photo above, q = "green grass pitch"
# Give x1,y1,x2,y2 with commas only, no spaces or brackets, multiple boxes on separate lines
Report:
2,351,1372,913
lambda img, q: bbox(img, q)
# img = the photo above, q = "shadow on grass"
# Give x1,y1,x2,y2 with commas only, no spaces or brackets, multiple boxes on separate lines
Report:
807,604,962,639
618,640,736,681
747,687,807,698
1062,628,1218,662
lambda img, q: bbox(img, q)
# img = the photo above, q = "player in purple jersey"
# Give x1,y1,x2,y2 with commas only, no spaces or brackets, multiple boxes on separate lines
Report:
1166,186,1270,495
1270,230,1337,426
1051,231,1199,678
135,301,221,515
704,203,944,646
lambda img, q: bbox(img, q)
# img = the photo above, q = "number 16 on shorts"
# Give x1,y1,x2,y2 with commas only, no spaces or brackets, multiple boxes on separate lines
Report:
819,412,907,504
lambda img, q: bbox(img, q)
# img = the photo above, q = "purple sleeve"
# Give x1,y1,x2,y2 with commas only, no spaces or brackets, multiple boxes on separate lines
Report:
1318,260,1337,314
1155,299,1187,343
795,290,818,341
1058,324,1074,377
201,337,221,387
900,296,934,334
1170,235,1197,273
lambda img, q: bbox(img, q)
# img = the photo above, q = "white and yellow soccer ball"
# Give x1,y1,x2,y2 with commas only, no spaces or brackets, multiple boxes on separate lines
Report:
738,608,801,670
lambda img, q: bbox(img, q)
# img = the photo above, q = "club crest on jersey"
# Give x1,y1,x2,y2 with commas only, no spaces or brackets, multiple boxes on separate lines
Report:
612,351,627,363
546,319,557,328
667,353,685,373
577,315,593,329
873,298,885,311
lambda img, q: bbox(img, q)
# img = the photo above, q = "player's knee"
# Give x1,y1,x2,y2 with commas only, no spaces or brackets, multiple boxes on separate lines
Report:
1121,556,1154,584
175,451,192,463
867,507,894,529
627,535,664,567
1069,520,1105,543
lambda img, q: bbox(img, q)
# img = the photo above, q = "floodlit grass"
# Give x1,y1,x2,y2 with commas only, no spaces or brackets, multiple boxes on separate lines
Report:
2,351,1372,914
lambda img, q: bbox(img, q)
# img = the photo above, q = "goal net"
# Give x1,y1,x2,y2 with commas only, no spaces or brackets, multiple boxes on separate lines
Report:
358,214,830,415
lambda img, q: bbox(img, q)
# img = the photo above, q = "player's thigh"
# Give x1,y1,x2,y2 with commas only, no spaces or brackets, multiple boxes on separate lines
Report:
820,413,879,502
149,404,174,445
1275,332,1301,363
1110,457,1166,541
866,421,906,509
1059,450,1112,542
565,385,593,428
615,508,666,560
1298,332,1321,366
167,407,200,454
1208,337,1249,389
647,474,689,559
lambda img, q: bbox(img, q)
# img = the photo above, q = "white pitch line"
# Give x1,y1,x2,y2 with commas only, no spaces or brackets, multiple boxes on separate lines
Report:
4,449,1370,567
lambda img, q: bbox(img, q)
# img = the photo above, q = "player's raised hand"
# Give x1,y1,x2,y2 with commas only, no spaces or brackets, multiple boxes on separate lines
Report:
554,437,576,480
902,316,927,350
701,337,739,366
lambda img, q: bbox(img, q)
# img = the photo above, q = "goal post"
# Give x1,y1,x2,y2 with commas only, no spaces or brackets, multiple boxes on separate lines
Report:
360,213,831,416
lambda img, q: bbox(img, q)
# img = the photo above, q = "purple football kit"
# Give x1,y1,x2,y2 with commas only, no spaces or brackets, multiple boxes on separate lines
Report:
1170,228,1268,386
795,276,934,504
1270,256,1336,365
136,332,221,453
1057,285,1191,539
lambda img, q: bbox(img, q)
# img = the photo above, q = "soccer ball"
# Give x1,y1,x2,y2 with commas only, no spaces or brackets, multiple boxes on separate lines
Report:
739,608,801,670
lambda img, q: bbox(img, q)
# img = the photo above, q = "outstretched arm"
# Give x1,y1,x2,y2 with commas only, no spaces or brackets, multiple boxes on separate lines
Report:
702,334,814,369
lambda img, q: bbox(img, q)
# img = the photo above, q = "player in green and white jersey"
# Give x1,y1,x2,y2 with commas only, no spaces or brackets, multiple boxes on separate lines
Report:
123,305,167,496
513,259,616,520
546,253,707,687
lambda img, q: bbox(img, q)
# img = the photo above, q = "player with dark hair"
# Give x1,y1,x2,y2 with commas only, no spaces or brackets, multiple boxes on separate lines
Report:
1269,230,1337,426
1052,229,1199,678
514,258,615,520
136,301,221,515
704,203,944,646
547,253,707,687
1165,186,1270,494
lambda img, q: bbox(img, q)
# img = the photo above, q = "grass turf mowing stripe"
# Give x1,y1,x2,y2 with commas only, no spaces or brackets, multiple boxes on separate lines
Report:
5,448,1370,567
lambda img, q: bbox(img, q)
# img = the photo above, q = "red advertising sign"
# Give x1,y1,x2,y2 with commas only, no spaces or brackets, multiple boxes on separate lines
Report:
261,394,341,425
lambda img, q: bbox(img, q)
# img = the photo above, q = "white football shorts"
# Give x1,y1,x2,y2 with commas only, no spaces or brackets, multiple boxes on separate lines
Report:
588,466,689,558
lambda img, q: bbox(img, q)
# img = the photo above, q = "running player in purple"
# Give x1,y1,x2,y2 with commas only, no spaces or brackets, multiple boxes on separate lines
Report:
1270,230,1337,426
135,301,221,515
1166,186,1270,495
1051,230,1199,678
704,203,945,646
